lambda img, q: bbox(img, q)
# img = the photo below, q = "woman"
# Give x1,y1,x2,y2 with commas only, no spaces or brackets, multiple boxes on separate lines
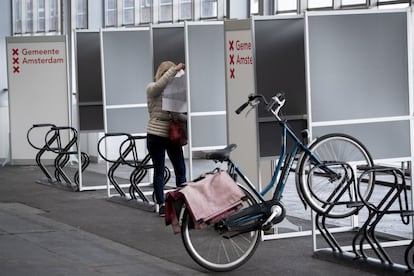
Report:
146,61,187,216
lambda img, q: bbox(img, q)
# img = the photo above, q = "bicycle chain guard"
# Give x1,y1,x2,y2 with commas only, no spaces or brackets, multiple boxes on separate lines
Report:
222,199,286,235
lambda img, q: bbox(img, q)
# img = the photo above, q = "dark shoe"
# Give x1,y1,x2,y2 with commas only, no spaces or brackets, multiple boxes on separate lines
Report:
159,205,165,217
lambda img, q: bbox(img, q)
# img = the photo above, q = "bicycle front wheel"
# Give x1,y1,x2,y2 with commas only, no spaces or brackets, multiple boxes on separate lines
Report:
180,185,261,272
297,133,374,218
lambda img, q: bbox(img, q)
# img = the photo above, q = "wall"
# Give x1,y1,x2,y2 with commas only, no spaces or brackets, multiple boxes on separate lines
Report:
0,1,12,162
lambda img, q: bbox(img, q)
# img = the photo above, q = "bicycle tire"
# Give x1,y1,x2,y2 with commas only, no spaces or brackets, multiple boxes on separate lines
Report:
296,133,374,218
180,184,261,272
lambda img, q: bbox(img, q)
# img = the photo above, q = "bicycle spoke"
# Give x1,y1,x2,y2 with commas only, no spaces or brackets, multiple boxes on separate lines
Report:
180,186,261,271
299,134,373,218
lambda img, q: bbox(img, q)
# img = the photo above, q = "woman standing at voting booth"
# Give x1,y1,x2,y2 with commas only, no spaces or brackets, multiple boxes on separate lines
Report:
146,61,187,217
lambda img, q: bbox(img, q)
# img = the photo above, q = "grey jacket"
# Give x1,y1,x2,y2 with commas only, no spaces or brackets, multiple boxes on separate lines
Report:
146,67,186,138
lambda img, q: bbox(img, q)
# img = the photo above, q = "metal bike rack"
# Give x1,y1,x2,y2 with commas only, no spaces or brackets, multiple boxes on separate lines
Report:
27,123,58,183
313,162,358,251
27,124,90,191
97,133,171,212
314,165,414,273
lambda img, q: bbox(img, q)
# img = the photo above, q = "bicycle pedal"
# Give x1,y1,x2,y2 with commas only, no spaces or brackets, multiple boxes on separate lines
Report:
262,204,286,231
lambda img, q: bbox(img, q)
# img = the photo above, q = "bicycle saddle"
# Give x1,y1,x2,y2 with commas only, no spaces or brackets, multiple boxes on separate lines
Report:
204,144,237,162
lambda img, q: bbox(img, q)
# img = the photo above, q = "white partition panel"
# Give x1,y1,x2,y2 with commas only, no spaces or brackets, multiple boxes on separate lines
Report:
101,28,152,134
186,22,226,113
185,21,227,178
305,9,414,254
6,36,70,163
99,28,153,194
306,9,411,161
313,120,411,160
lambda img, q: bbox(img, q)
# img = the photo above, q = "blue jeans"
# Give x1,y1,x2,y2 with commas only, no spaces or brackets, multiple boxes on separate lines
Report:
147,134,186,204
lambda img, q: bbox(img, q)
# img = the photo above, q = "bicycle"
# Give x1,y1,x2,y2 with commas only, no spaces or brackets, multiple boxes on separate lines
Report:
178,92,375,271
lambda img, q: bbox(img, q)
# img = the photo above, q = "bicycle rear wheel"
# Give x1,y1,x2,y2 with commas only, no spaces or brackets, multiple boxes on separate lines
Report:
180,185,261,272
297,133,374,218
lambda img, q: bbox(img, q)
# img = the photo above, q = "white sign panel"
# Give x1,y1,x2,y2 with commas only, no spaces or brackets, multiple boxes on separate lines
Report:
6,36,70,163
224,20,259,185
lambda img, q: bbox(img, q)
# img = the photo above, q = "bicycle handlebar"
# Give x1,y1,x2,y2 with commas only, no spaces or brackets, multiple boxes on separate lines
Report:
235,94,267,115
235,92,285,120
235,102,249,115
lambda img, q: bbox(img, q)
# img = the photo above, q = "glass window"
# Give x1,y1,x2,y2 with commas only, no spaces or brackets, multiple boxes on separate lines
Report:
378,3,409,9
123,0,134,25
140,0,152,24
106,0,117,27
14,0,23,34
378,0,408,2
49,0,59,31
276,0,297,13
159,0,173,22
201,0,217,18
179,0,192,20
308,0,333,9
38,0,45,32
25,0,33,33
13,0,61,35
76,0,88,29
251,0,259,14
341,0,366,5
377,0,409,9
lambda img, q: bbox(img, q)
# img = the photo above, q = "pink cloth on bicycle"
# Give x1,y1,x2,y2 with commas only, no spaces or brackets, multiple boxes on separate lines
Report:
165,170,245,234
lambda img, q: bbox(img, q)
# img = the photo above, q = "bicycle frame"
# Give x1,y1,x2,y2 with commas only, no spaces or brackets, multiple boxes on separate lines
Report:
227,119,330,208
226,120,296,202
201,94,346,234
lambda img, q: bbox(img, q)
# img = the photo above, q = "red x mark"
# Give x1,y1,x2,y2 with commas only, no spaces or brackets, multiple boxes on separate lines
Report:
229,54,234,65
12,48,19,56
12,57,19,64
230,68,235,79
229,40,234,51
13,66,20,73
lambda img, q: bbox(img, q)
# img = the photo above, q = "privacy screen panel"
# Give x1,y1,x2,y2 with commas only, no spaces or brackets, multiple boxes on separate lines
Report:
76,31,104,131
102,29,151,106
152,26,185,73
254,17,306,118
307,11,409,121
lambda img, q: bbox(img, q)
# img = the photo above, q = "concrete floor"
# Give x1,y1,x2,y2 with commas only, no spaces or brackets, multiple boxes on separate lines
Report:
0,163,413,275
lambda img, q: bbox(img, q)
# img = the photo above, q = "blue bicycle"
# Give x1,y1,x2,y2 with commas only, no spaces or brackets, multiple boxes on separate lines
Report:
179,93,374,271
